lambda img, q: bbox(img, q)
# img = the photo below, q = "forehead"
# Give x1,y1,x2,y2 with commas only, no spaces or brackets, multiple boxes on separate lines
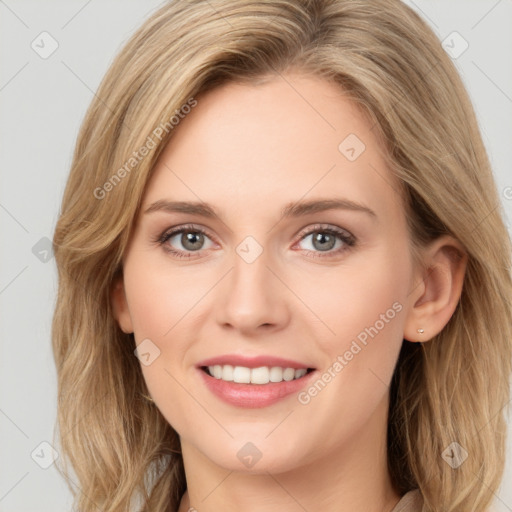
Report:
142,73,403,224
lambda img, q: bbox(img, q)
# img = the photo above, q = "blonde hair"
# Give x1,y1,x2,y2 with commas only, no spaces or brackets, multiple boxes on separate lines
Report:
51,0,512,510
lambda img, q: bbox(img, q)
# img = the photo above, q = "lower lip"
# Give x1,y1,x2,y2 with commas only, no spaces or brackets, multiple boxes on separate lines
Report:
198,368,316,408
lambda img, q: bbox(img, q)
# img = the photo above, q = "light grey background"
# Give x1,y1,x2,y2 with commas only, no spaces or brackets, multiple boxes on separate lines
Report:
1,1,511,511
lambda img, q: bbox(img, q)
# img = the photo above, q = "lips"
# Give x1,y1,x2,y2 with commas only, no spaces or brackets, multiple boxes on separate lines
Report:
197,354,313,369
196,354,317,408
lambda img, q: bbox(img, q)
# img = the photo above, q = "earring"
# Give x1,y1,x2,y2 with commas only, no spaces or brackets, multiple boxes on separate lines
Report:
417,328,424,334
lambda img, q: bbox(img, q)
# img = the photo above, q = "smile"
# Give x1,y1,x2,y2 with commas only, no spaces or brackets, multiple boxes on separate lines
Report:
196,355,317,408
203,364,313,384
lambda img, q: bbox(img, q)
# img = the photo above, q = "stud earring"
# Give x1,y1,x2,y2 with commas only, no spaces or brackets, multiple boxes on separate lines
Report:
417,328,424,334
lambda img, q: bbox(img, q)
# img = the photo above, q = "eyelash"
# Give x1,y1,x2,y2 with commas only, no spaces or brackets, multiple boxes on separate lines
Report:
154,223,356,260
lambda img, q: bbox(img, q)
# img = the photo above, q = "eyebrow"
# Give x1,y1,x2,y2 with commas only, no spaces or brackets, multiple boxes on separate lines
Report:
144,198,377,221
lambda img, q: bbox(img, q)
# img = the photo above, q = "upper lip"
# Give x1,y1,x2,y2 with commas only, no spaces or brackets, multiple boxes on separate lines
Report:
196,354,315,370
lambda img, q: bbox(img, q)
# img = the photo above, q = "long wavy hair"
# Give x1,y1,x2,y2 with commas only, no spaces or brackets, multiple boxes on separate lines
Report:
51,0,512,510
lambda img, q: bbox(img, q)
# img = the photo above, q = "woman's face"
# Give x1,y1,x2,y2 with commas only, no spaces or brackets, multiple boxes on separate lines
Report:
113,73,420,473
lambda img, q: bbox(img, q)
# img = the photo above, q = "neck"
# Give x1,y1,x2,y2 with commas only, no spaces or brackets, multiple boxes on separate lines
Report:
177,396,400,512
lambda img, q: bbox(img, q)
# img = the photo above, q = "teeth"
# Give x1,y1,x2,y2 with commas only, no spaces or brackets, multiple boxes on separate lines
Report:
233,366,251,383
221,364,234,381
207,365,309,384
251,366,269,384
283,368,295,381
212,365,223,379
269,366,283,382
295,368,307,379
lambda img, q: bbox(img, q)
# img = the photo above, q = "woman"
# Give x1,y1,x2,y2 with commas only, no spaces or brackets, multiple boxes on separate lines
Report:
51,1,512,511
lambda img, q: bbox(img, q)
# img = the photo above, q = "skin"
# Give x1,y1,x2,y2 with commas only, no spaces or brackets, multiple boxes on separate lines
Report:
111,72,467,512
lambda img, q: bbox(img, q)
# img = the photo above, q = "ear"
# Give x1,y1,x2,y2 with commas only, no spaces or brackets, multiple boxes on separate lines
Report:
403,235,468,343
111,273,134,334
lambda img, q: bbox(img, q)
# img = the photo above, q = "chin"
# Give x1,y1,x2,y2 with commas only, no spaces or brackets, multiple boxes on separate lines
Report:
199,437,309,475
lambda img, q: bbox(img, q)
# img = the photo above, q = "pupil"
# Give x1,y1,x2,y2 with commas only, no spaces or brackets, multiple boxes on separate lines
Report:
179,231,336,252
183,232,203,250
313,232,335,251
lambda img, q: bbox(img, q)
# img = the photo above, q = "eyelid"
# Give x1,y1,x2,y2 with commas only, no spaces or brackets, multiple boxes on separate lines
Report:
157,222,204,235
155,222,356,259
294,223,354,243
156,222,353,243
291,223,356,258
156,223,220,247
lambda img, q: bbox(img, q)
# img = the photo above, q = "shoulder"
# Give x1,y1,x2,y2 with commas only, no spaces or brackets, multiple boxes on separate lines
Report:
391,490,496,512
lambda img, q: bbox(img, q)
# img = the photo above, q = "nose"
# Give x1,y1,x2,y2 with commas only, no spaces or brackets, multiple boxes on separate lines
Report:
216,246,290,335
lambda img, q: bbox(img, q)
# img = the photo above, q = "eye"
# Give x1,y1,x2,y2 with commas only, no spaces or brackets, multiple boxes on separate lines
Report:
156,224,216,259
294,224,356,258
154,223,356,260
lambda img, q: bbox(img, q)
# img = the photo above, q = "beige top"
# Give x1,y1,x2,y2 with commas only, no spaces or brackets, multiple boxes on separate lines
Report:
390,489,423,512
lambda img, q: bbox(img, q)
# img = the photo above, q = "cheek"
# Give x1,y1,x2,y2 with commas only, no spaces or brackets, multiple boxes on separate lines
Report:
123,252,208,338
123,259,201,432
122,253,218,429
285,254,409,453
294,245,410,406
295,246,409,349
